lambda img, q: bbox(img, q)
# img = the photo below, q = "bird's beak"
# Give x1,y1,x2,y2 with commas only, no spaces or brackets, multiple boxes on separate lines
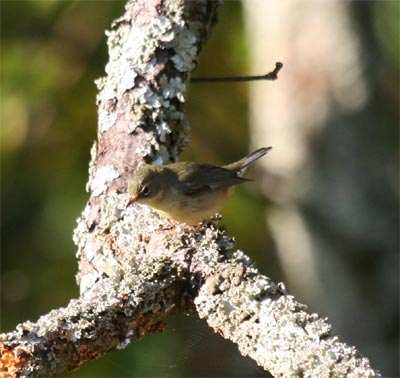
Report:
127,195,139,207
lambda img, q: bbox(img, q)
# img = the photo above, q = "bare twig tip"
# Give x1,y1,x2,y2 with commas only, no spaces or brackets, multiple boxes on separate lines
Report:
191,61,284,83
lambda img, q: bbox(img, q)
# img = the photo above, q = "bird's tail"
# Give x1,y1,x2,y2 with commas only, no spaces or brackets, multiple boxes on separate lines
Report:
224,147,272,176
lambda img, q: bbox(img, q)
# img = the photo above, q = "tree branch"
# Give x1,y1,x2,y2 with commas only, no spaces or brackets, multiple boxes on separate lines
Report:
191,61,283,82
0,0,380,377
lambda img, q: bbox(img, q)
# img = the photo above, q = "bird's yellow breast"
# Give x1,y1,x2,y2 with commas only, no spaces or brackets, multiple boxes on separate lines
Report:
145,187,231,225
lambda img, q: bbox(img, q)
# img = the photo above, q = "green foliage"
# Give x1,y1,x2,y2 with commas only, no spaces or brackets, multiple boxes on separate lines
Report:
373,1,400,71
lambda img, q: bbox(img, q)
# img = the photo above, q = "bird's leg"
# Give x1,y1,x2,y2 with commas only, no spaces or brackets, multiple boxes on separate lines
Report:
209,213,222,228
160,218,180,231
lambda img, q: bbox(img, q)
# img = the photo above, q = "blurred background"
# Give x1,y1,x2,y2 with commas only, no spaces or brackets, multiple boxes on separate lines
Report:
1,0,398,376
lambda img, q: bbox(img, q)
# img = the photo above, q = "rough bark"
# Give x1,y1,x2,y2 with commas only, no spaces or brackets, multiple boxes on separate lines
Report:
0,0,380,377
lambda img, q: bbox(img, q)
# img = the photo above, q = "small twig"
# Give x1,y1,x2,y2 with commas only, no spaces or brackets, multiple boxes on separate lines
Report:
191,62,283,83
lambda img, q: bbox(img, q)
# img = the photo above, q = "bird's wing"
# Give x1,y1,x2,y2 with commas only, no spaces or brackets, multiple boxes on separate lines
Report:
178,163,250,196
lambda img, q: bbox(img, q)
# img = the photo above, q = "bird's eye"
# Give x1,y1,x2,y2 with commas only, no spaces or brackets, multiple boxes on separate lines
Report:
141,185,151,197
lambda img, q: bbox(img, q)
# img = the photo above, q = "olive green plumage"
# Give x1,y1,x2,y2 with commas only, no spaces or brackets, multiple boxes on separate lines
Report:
128,147,271,224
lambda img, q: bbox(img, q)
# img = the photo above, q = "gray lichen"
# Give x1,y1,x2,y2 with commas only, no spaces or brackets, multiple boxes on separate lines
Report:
94,0,200,167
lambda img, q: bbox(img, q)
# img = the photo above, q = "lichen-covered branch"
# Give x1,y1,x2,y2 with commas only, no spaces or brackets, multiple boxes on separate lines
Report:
0,251,189,377
0,0,380,377
1,0,219,376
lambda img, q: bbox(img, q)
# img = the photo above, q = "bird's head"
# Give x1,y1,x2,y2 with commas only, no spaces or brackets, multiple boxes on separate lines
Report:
128,164,176,210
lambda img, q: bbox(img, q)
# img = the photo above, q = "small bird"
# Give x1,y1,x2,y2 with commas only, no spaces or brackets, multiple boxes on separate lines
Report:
128,147,271,225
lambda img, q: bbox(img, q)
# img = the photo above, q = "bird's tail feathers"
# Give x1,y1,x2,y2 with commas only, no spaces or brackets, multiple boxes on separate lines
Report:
240,147,272,169
225,147,272,175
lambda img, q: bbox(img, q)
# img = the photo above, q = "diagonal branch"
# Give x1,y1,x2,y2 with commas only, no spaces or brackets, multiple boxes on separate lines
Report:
0,1,380,377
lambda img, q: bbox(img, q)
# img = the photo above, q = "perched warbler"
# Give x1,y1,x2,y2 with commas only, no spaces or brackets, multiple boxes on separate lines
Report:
128,147,271,225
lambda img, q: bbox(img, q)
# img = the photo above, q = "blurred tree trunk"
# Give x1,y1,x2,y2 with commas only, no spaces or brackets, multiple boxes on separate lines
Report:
243,0,399,375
